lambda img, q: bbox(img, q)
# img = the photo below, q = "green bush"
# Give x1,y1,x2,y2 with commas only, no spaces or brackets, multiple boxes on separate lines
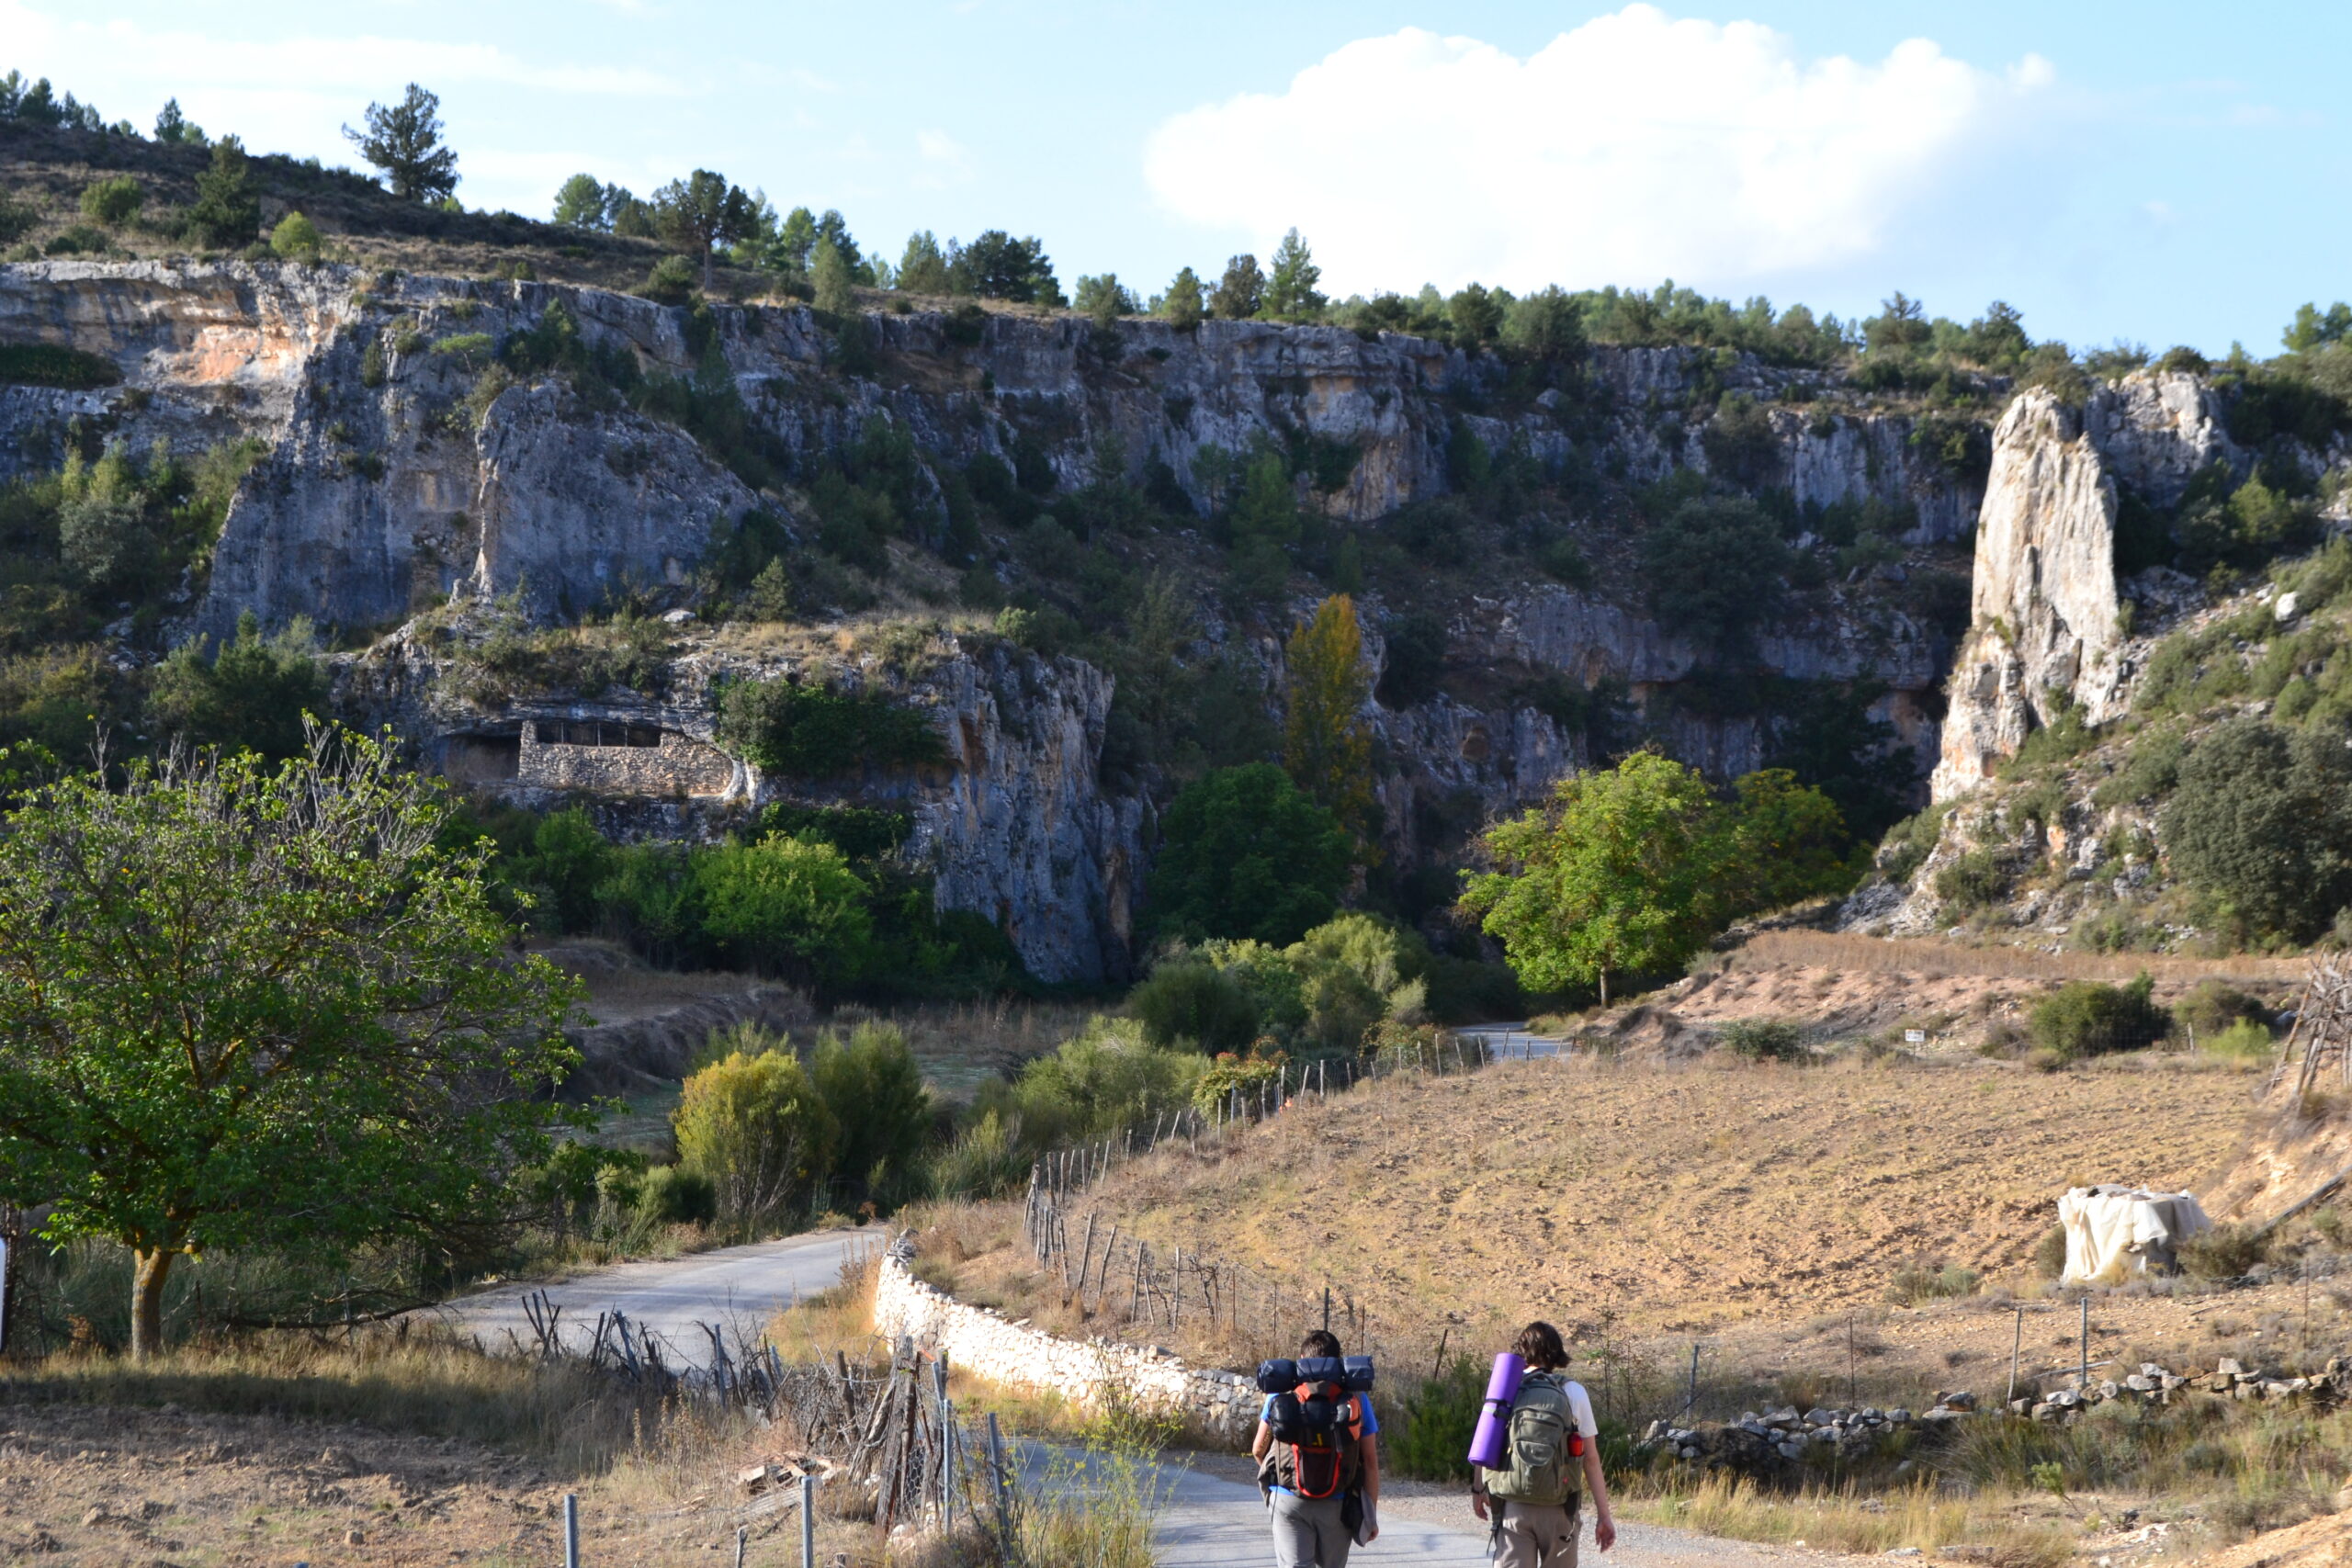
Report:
810,1021,933,1208
1933,848,2010,911
1129,961,1260,1052
2174,978,2269,1040
972,1017,1204,1153
2203,1019,2277,1060
929,1109,1029,1201
269,210,322,261
2163,717,2352,942
636,1163,717,1226
673,1044,838,1229
1720,1018,1804,1061
144,611,327,763
1387,1355,1487,1481
0,343,121,389
1639,495,1789,657
1147,763,1352,946
2029,975,2169,1061
715,678,948,776
695,833,874,982
2033,1225,2068,1278
78,175,141,227
2178,1223,2269,1281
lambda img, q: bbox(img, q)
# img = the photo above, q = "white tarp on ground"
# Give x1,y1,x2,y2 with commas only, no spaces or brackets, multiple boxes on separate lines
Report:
2059,1185,2213,1285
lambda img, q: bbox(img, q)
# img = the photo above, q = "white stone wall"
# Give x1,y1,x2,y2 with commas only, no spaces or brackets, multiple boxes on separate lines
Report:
870,1248,1258,1442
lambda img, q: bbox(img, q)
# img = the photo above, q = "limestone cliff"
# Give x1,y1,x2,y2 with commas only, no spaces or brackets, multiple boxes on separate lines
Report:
1932,374,2236,799
0,258,1986,983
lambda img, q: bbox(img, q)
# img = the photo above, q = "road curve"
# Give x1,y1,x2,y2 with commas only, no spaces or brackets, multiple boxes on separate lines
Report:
433,1227,875,1368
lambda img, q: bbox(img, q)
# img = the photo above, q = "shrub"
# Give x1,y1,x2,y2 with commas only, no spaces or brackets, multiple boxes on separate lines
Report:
0,343,120,389
929,1109,1028,1201
972,1017,1203,1152
1129,961,1259,1052
2029,975,2169,1061
2034,1225,2068,1278
1720,1018,1804,1061
1933,848,2009,912
1387,1355,1486,1481
638,254,696,305
715,678,948,776
1147,763,1352,947
809,1021,933,1207
635,1163,717,1226
144,611,328,764
694,833,873,983
78,175,141,226
269,210,322,261
1639,495,1789,657
2163,717,2352,942
2178,1223,2269,1281
2174,979,2269,1040
1885,1262,1980,1304
2203,1019,2276,1060
673,1045,838,1228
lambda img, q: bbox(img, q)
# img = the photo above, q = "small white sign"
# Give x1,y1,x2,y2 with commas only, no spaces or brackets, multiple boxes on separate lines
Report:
0,1235,9,1354
1904,1029,1927,1043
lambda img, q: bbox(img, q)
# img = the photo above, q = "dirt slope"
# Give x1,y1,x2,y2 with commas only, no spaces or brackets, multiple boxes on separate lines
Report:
1089,1053,2256,1339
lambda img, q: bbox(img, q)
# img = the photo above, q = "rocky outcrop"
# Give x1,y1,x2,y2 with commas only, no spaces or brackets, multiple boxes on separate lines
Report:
1930,374,2234,799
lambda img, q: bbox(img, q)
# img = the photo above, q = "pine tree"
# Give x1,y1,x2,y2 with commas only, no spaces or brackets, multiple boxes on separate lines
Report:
185,136,259,249
1163,265,1204,330
343,84,459,205
1282,594,1374,845
1265,229,1326,321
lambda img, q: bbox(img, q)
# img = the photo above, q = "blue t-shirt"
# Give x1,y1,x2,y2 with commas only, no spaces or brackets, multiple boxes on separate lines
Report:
1260,1391,1377,1497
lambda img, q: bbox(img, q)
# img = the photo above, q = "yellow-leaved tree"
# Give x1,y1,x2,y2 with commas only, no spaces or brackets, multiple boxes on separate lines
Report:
1282,593,1375,848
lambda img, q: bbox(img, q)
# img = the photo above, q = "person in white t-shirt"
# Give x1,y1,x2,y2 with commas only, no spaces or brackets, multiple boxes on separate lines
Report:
1470,1321,1615,1566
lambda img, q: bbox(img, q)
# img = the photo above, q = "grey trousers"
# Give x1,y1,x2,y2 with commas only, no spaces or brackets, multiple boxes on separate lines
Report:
1492,1499,1578,1568
1269,1489,1352,1568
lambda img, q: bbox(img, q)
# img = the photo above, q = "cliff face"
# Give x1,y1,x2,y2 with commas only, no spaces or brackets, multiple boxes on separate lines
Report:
0,259,1986,983
1931,374,2236,799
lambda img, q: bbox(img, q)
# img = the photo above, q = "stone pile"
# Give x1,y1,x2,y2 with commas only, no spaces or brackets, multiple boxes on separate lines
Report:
2013,1357,2352,1422
1640,1392,1975,1477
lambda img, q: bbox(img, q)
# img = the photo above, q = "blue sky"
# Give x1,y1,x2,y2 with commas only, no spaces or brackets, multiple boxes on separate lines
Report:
8,2,2345,355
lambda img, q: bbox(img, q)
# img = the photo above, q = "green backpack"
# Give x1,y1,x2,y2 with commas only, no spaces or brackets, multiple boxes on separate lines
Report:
1481,1371,1580,1507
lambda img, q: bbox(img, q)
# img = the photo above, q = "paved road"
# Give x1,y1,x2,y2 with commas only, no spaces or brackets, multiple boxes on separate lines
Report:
1453,1021,1572,1062
433,1228,875,1368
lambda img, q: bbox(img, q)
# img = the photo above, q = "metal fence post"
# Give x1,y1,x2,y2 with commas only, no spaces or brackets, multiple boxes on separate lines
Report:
987,1411,1012,1559
563,1493,580,1568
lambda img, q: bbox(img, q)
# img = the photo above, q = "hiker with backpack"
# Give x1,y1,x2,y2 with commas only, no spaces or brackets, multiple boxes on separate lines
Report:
1251,1328,1380,1567
1471,1322,1616,1564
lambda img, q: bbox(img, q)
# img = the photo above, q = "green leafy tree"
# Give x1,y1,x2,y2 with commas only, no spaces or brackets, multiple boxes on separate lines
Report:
145,611,328,763
1074,273,1137,329
79,175,141,227
1264,229,1324,321
809,1021,933,1205
342,83,459,204
1502,286,1583,361
185,135,259,249
153,96,207,148
269,210,322,261
768,206,819,276
897,231,952,294
514,807,613,934
1461,751,1717,1005
1282,594,1375,842
1211,254,1265,319
552,173,607,229
2162,717,2352,942
1700,767,1853,920
1148,762,1352,946
673,1042,837,1228
1448,283,1503,346
0,732,581,1359
1129,962,1260,1052
653,169,756,291
695,833,874,982
2284,302,2352,355
1640,495,1790,658
1163,265,1204,330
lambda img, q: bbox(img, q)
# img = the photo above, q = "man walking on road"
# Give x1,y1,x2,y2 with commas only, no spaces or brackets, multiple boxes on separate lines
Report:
1252,1328,1380,1567
1472,1322,1615,1565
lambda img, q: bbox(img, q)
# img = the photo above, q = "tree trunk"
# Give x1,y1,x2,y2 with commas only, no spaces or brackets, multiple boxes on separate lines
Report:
130,1247,175,1362
1599,969,1610,1007
702,245,714,293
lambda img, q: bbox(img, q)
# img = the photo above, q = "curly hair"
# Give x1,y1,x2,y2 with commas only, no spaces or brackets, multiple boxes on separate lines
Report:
1513,1321,1568,1371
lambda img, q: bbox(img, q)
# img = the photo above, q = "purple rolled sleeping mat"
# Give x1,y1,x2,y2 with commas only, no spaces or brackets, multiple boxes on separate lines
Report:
1465,1352,1525,1470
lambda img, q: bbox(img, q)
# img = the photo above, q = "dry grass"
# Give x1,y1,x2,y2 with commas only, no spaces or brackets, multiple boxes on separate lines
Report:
1629,1474,2075,1565
0,1328,895,1567
1736,931,2306,987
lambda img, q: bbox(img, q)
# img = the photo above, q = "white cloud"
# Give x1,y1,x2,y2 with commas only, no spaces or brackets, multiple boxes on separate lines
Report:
1144,6,2053,295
